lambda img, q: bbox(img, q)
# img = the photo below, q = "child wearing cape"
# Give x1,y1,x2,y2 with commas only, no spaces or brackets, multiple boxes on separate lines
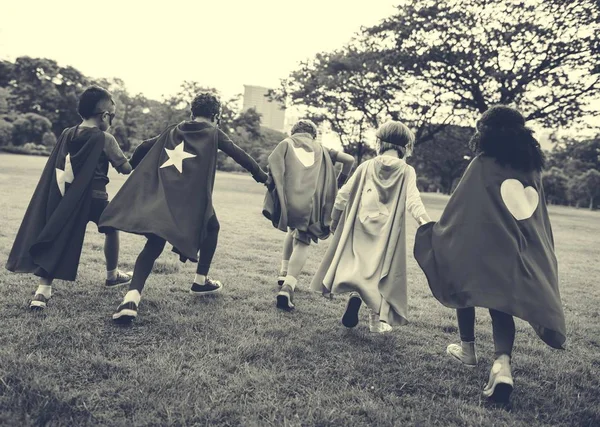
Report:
6,86,133,310
262,119,355,310
99,92,269,323
414,105,567,403
310,121,431,332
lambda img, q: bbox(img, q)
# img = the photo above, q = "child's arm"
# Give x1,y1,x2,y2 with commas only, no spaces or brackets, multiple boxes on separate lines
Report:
104,133,132,174
407,166,432,225
129,135,159,169
218,130,268,183
330,164,361,232
329,149,356,188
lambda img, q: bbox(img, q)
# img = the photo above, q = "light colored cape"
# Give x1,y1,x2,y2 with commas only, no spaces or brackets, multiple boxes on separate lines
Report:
263,133,337,241
310,157,410,326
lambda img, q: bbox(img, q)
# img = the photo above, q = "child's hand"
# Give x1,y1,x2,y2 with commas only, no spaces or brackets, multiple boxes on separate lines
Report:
264,175,274,189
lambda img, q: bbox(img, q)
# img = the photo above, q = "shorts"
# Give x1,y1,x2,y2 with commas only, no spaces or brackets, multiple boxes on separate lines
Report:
290,228,317,245
89,197,109,227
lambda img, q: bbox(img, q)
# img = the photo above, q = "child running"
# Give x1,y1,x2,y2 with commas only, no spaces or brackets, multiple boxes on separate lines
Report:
414,105,567,403
310,121,431,332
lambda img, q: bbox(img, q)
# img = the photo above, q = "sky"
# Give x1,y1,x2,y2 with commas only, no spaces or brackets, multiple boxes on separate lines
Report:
1,0,398,101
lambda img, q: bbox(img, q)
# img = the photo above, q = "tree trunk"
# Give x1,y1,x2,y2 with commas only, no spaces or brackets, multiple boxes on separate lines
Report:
590,196,595,211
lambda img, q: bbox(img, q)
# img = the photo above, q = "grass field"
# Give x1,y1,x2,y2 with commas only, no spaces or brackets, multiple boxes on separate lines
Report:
0,153,599,426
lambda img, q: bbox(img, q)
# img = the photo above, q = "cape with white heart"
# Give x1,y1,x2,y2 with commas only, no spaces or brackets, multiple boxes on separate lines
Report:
414,155,566,349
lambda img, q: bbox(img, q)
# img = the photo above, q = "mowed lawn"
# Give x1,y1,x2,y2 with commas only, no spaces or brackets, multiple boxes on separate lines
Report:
0,153,599,427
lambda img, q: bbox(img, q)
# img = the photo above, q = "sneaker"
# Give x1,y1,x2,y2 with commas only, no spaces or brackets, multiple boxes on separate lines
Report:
276,284,295,310
105,270,133,288
30,293,50,310
190,277,223,295
341,292,362,328
446,342,478,367
369,313,393,333
483,356,514,403
112,301,138,323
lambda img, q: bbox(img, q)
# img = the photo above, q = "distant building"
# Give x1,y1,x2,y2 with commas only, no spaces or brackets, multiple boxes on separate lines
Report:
242,85,286,132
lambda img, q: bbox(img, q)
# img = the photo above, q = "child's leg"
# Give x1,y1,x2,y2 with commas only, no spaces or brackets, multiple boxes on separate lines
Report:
457,307,476,342
113,235,166,322
489,309,515,358
276,232,310,310
104,229,119,273
279,229,294,279
447,307,478,366
483,309,515,402
284,237,310,289
190,216,223,295
195,215,220,282
127,235,166,296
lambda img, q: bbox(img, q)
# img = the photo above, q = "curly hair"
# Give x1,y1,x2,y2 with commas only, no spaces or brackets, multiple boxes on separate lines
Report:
191,92,221,120
78,86,114,119
290,119,318,139
375,121,415,158
469,105,545,172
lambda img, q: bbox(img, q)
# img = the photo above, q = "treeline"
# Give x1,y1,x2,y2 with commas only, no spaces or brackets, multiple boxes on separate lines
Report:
0,56,286,170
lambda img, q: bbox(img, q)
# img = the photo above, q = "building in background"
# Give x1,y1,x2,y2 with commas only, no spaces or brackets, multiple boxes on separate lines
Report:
242,85,286,132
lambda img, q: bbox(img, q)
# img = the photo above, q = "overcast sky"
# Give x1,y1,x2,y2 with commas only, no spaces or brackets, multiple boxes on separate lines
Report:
1,0,397,101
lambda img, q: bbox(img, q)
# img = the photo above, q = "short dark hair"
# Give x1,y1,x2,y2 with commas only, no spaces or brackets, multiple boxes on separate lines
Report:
469,105,545,172
78,86,114,119
191,92,221,120
290,119,318,139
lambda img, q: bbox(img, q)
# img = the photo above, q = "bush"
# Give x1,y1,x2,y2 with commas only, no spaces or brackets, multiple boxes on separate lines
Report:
1,143,51,156
0,119,13,147
11,113,52,146
542,167,569,205
41,131,57,147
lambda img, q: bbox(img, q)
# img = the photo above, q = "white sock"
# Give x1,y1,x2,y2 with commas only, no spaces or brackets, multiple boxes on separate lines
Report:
35,285,52,298
280,260,289,274
194,274,206,285
283,275,297,291
123,290,141,305
107,268,118,280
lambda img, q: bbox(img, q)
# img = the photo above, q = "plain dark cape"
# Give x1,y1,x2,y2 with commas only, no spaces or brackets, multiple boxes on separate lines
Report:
414,155,566,349
99,122,218,262
6,126,105,281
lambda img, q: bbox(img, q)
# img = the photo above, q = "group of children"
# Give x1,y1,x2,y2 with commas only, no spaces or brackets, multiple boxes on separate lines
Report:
6,86,567,404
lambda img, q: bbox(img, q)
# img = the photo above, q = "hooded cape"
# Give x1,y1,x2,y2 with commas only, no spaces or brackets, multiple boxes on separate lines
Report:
6,126,105,281
262,133,337,241
414,155,566,348
310,157,410,326
99,122,218,262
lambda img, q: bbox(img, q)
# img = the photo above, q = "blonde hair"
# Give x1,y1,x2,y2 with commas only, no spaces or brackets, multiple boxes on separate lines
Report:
375,121,415,158
290,119,318,139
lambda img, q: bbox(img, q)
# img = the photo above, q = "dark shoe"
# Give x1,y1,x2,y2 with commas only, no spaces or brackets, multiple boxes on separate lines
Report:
112,301,138,323
276,284,295,310
29,293,50,310
190,277,223,295
105,270,133,288
341,292,362,328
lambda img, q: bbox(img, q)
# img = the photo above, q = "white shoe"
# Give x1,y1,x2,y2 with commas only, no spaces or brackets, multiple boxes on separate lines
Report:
483,356,514,403
369,313,392,333
446,342,478,367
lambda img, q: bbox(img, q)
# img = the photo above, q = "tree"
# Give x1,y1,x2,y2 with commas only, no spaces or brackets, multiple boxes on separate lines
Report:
276,0,599,164
542,167,569,204
233,108,262,140
546,135,600,176
11,113,52,146
409,125,474,194
8,57,89,135
569,169,600,210
366,0,600,128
